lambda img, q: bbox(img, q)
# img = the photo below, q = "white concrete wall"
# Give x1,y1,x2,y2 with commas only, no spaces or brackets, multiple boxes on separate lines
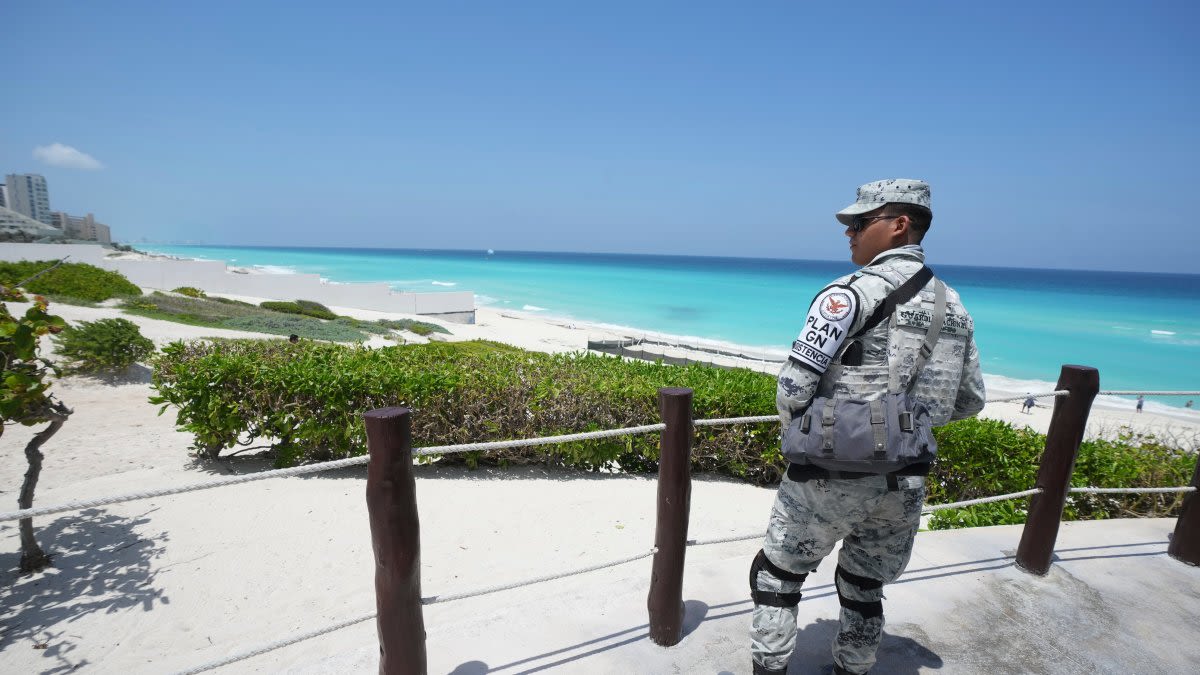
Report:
0,243,475,320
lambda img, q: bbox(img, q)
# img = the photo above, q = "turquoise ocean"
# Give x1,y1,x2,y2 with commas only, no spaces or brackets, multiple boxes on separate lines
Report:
142,245,1200,413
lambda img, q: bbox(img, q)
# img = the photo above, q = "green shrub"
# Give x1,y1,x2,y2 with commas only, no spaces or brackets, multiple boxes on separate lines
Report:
377,318,450,335
150,338,1196,530
172,286,207,298
294,300,336,320
121,294,386,342
0,260,141,302
151,339,776,475
925,418,1194,529
260,300,304,315
220,314,367,342
55,318,155,372
258,300,336,320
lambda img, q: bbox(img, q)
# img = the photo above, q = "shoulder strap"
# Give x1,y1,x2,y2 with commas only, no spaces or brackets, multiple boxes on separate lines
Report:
904,278,947,394
849,265,933,340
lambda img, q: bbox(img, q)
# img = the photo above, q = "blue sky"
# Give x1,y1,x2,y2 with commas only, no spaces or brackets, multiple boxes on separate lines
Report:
4,1,1197,273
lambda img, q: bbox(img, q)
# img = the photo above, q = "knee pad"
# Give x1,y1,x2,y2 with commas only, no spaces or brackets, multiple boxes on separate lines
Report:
749,549,807,608
834,565,883,619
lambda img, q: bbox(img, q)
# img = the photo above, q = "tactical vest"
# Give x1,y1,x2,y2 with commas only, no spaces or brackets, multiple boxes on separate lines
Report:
782,266,953,473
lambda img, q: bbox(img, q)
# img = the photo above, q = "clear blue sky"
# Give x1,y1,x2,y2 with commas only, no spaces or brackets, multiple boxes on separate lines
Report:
4,1,1197,273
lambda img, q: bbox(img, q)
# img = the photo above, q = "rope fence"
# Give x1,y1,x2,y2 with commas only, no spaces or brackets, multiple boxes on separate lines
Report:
173,611,377,675
412,423,665,457
1098,390,1200,396
0,423,666,523
986,391,1069,404
8,388,1196,525
422,548,657,605
1070,486,1196,494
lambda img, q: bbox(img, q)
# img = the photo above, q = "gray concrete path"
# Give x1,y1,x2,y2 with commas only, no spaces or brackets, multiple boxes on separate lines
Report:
292,518,1199,675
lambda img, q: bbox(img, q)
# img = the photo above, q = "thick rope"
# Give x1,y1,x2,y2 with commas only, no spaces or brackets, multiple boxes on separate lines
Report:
413,423,665,456
921,488,1044,513
1098,390,1200,396
172,610,376,675
422,548,656,604
986,390,1070,404
0,424,667,522
693,415,778,427
1069,486,1196,494
688,531,766,546
0,455,371,522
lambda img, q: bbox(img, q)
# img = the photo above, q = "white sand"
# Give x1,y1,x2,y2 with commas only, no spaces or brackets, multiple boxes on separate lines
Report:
2,282,1198,673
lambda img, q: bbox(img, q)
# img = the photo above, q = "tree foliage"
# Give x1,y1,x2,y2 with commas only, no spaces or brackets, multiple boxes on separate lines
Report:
1,288,66,436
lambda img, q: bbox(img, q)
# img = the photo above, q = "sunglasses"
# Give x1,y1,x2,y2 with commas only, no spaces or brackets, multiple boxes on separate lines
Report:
849,214,901,233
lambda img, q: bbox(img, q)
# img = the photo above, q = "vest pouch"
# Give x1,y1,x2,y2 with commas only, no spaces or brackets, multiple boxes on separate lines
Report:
783,393,937,473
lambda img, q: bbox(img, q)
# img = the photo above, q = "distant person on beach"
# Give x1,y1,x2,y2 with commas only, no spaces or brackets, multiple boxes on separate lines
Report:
1022,394,1036,414
1187,400,1194,409
1136,395,1144,413
752,179,985,675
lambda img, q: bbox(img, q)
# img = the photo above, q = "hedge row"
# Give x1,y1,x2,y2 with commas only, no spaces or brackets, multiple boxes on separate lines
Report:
149,339,1196,528
151,338,778,479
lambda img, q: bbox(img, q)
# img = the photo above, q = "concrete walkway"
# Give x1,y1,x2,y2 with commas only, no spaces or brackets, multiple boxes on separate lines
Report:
293,518,1199,675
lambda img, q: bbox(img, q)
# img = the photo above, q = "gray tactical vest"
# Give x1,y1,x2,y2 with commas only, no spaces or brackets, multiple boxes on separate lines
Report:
782,268,947,473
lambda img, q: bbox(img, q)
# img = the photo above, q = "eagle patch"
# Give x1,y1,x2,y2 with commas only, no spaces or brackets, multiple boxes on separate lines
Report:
790,285,857,374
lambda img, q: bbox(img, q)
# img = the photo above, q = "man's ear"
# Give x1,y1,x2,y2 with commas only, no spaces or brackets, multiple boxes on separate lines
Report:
891,215,912,244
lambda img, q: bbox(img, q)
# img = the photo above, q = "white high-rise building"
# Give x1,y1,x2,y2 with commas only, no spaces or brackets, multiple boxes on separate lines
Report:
5,173,53,225
0,183,8,209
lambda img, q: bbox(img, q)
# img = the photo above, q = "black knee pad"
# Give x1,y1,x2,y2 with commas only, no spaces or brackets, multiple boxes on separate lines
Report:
834,565,883,619
750,550,807,608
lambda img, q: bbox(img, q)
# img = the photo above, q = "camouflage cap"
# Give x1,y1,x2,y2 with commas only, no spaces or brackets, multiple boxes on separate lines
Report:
835,178,931,226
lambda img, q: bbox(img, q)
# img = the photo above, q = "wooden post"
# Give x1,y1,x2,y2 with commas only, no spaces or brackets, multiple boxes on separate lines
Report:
364,407,427,675
647,387,693,646
1167,457,1200,566
1015,365,1099,575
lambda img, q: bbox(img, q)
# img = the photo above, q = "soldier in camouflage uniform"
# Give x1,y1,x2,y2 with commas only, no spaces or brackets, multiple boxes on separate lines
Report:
750,179,985,674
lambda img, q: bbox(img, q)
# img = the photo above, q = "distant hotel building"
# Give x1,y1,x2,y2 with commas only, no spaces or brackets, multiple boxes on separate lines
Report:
0,182,8,208
51,211,111,244
4,173,53,225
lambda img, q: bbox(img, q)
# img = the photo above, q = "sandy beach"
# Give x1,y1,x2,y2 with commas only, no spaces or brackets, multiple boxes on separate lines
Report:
2,268,1198,674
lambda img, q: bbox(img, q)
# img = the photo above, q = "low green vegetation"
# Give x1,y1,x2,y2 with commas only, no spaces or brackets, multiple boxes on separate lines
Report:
377,318,450,336
171,286,207,298
150,339,1195,529
55,317,155,373
259,299,337,320
121,292,423,342
40,295,100,308
0,260,142,302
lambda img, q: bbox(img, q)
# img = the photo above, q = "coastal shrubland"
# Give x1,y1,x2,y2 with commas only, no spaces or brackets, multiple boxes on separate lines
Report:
121,291,420,342
0,260,142,302
150,338,1196,528
171,286,207,298
259,299,338,320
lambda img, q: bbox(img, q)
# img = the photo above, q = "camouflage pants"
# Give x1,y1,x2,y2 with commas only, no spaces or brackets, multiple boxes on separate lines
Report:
750,473,925,674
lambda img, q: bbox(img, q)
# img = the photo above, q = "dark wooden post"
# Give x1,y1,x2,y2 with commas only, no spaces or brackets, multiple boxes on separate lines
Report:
647,387,693,646
364,407,427,675
1167,457,1200,566
1016,365,1100,575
